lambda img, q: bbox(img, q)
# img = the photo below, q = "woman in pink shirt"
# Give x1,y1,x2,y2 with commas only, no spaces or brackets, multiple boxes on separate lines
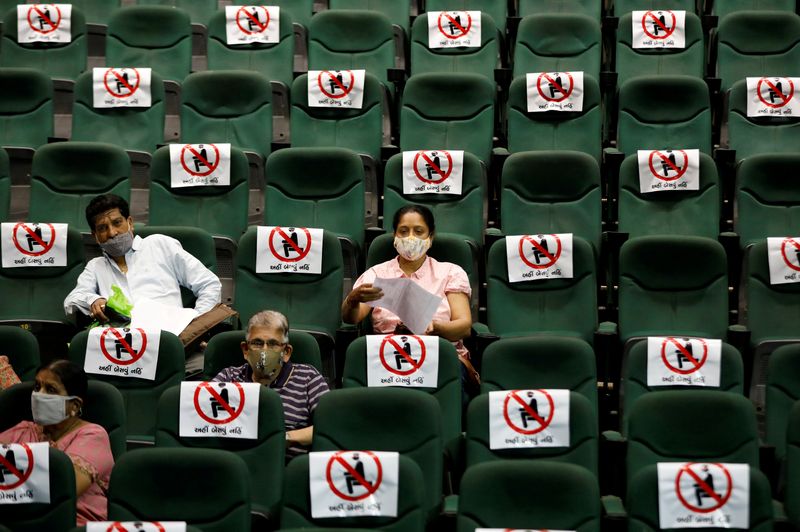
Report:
0,360,113,525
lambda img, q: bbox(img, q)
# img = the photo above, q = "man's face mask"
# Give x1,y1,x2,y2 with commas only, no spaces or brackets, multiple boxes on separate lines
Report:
99,230,134,257
247,340,285,382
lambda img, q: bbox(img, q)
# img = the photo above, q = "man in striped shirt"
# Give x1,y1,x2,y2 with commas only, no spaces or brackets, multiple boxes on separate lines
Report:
212,310,329,458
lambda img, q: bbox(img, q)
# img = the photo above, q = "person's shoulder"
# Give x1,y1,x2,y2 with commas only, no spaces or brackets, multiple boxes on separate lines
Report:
213,363,249,382
76,422,111,442
428,256,468,277
292,363,323,378
139,233,180,248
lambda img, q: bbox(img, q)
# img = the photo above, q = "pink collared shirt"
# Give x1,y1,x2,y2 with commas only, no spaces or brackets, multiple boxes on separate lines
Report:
353,256,472,357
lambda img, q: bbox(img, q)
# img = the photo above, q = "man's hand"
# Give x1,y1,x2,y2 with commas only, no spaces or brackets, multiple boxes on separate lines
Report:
90,298,109,323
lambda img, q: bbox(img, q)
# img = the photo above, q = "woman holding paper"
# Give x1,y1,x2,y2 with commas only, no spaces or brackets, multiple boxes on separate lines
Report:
0,360,113,525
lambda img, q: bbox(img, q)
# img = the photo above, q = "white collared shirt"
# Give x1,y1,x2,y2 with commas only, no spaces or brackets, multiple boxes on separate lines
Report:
63,234,221,317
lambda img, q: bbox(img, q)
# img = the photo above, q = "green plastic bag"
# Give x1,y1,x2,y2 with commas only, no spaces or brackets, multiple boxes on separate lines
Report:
87,285,133,329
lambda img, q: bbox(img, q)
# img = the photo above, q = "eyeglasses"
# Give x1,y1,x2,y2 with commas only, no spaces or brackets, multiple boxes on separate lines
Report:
247,339,286,350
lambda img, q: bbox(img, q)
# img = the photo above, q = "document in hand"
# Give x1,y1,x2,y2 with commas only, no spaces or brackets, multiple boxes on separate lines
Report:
131,299,198,337
368,277,443,334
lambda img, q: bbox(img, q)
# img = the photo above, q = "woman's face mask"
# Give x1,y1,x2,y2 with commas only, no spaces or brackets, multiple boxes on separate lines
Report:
393,235,431,261
31,392,78,426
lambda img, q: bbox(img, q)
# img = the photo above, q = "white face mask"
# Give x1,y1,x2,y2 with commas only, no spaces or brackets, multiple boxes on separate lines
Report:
31,391,78,426
394,235,431,261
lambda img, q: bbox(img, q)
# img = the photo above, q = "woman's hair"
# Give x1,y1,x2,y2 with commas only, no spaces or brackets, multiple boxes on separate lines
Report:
392,204,436,235
38,360,88,402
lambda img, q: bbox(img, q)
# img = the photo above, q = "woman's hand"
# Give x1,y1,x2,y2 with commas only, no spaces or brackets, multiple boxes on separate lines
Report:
345,283,383,305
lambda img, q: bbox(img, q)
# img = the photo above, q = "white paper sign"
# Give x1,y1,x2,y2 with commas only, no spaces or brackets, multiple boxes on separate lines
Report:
401,150,464,195
309,450,399,518
17,4,71,43
632,10,686,48
658,462,749,529
0,442,50,504
225,5,280,44
767,236,800,284
746,77,799,117
526,71,584,112
427,11,481,48
307,69,366,109
83,327,161,381
255,226,323,274
489,389,570,449
93,67,152,108
365,334,440,387
637,149,700,192
1,222,68,268
169,143,231,188
179,381,261,439
505,233,574,282
86,523,187,532
646,337,722,387
369,277,443,335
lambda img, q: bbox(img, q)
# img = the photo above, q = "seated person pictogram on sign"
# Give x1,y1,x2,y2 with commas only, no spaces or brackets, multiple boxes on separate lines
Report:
532,237,551,264
209,383,230,418
549,75,564,99
393,336,414,370
694,465,721,507
114,328,134,360
425,152,442,181
247,7,262,31
662,152,678,176
282,229,302,258
116,71,131,94
769,81,784,104
192,147,209,173
0,447,17,484
674,338,694,369
447,14,463,35
651,12,667,36
25,225,45,252
519,391,540,429
344,452,373,494
329,72,345,95
37,6,52,30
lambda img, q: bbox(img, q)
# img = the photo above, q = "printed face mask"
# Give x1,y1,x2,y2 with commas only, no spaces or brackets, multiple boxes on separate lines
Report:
99,230,134,257
394,236,431,261
31,391,78,426
249,348,284,382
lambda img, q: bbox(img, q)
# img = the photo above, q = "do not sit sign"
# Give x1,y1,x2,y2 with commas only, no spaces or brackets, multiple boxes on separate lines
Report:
179,381,260,439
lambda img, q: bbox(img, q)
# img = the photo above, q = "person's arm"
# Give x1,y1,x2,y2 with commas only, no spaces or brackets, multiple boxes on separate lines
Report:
427,291,472,342
341,284,382,324
74,466,92,497
170,239,222,314
286,426,313,446
63,261,104,318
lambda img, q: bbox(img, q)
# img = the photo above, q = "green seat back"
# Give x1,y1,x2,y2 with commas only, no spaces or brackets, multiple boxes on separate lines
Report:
507,74,602,160
626,392,759,487
0,6,87,81
383,151,486,245
726,79,800,161
486,236,598,342
155,384,285,517
742,241,800,346
312,388,443,517
766,344,800,460
400,72,495,164
480,336,598,413
206,9,294,86
518,0,601,19
0,325,40,380
736,154,800,248
716,11,800,92
501,150,602,253
785,401,800,528
0,67,53,149
233,0,313,29
615,12,704,84
513,14,601,78
290,72,384,161
106,6,192,82
0,147,8,221
0,225,84,323
618,236,728,343
281,453,426,532
108,448,251,532
67,329,185,441
148,144,250,240
613,0,696,15
264,147,365,249
329,0,412,32
29,142,131,232
618,151,720,239
234,227,343,337
465,392,598,475
457,461,601,532
202,329,324,380
136,0,218,24
425,0,508,33
715,0,796,19
71,68,165,153
626,464,774,532
617,75,712,156
410,12,500,79
181,70,272,159
69,0,120,24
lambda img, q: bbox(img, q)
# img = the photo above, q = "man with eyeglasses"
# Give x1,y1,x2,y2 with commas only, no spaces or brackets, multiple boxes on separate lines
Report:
212,310,329,458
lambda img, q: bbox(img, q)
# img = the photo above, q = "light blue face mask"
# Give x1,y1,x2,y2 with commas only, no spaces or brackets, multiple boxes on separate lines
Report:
31,392,79,426
99,230,134,258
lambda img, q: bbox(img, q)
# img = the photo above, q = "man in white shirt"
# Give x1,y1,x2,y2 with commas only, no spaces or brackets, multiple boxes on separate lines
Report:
63,194,221,322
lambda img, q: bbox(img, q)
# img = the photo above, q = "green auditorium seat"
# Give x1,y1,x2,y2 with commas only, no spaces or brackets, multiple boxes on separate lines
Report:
329,0,412,33
28,142,131,232
0,68,53,150
136,0,218,24
766,344,800,461
513,14,601,78
0,325,40,381
0,148,8,221
785,401,800,528
425,0,508,35
613,0,697,16
400,72,495,165
457,461,601,531
233,0,313,29
714,0,796,20
0,5,87,81
108,448,251,532
68,0,120,25
106,6,192,82
518,0,601,19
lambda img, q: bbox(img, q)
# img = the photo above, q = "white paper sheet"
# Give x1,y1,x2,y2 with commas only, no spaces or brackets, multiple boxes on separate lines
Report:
369,277,443,335
130,299,197,337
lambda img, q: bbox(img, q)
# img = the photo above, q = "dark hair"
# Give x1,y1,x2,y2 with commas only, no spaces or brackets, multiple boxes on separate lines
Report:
85,194,130,231
38,360,88,403
392,204,435,235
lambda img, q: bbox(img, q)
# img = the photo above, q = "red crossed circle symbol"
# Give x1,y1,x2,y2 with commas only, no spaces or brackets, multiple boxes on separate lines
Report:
12,223,56,257
379,334,427,376
648,149,689,181
27,4,61,34
437,11,472,39
106,523,167,532
780,237,800,271
519,234,562,270
268,226,312,262
503,389,555,435
661,337,708,375
193,382,246,424
180,144,220,177
0,443,35,490
325,450,383,501
103,68,141,99
642,10,677,40
99,328,148,366
536,72,574,103
412,150,453,184
236,6,271,35
757,77,795,109
675,462,733,513
318,70,355,99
